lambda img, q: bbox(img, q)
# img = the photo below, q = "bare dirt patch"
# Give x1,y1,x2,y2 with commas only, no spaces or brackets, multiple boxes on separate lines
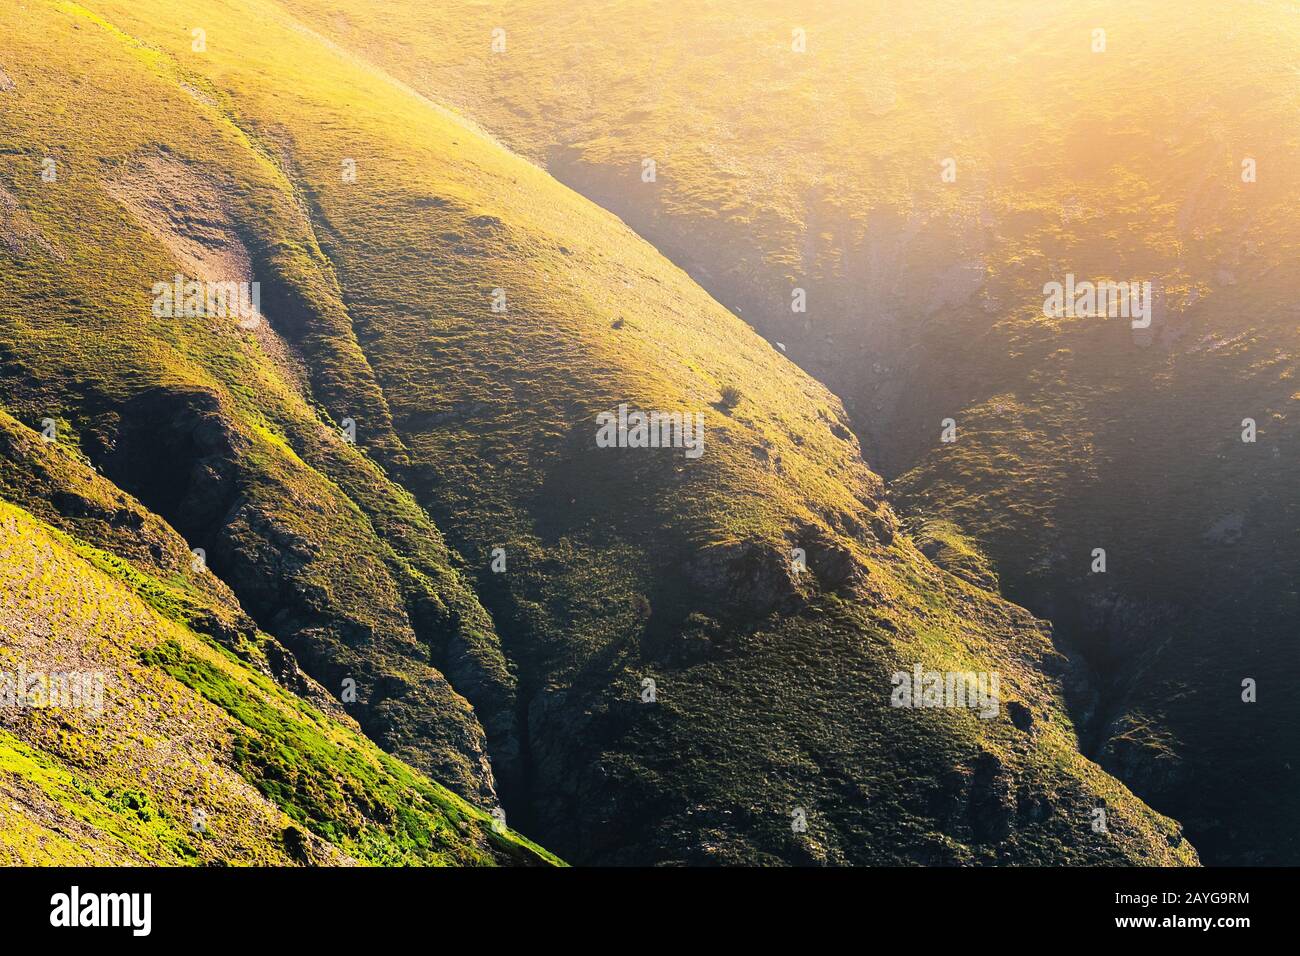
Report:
104,153,308,393
0,184,61,259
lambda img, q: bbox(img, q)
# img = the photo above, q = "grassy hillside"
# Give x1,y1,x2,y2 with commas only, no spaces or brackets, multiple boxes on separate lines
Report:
281,0,1299,864
1,0,1200,865
0,487,557,864
0,0,524,811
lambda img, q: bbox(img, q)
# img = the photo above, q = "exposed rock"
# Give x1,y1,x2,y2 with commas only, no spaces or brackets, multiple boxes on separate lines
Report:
1007,700,1035,732
799,528,861,590
868,510,897,546
261,638,351,721
967,751,1015,843
684,540,799,616
1016,786,1052,823
1098,719,1188,803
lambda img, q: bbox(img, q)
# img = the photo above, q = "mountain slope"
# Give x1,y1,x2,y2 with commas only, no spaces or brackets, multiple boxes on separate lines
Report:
1,0,1197,865
0,416,557,864
281,0,1299,864
0,0,524,810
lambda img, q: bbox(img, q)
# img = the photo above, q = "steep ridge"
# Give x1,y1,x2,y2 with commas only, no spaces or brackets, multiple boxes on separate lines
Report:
7,0,1208,865
282,0,1300,864
0,411,558,864
0,0,520,809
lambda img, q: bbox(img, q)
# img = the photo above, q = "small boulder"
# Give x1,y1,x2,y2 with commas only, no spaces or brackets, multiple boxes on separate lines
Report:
1007,701,1034,732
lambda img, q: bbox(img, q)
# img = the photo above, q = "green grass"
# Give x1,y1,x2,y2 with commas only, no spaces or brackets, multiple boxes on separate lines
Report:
140,638,558,866
268,0,1300,864
0,0,520,808
0,0,1207,866
0,497,560,866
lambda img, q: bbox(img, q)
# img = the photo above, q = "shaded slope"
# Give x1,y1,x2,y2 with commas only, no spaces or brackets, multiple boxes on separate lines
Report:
32,0,1209,864
0,0,521,808
0,440,557,864
285,0,1300,864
